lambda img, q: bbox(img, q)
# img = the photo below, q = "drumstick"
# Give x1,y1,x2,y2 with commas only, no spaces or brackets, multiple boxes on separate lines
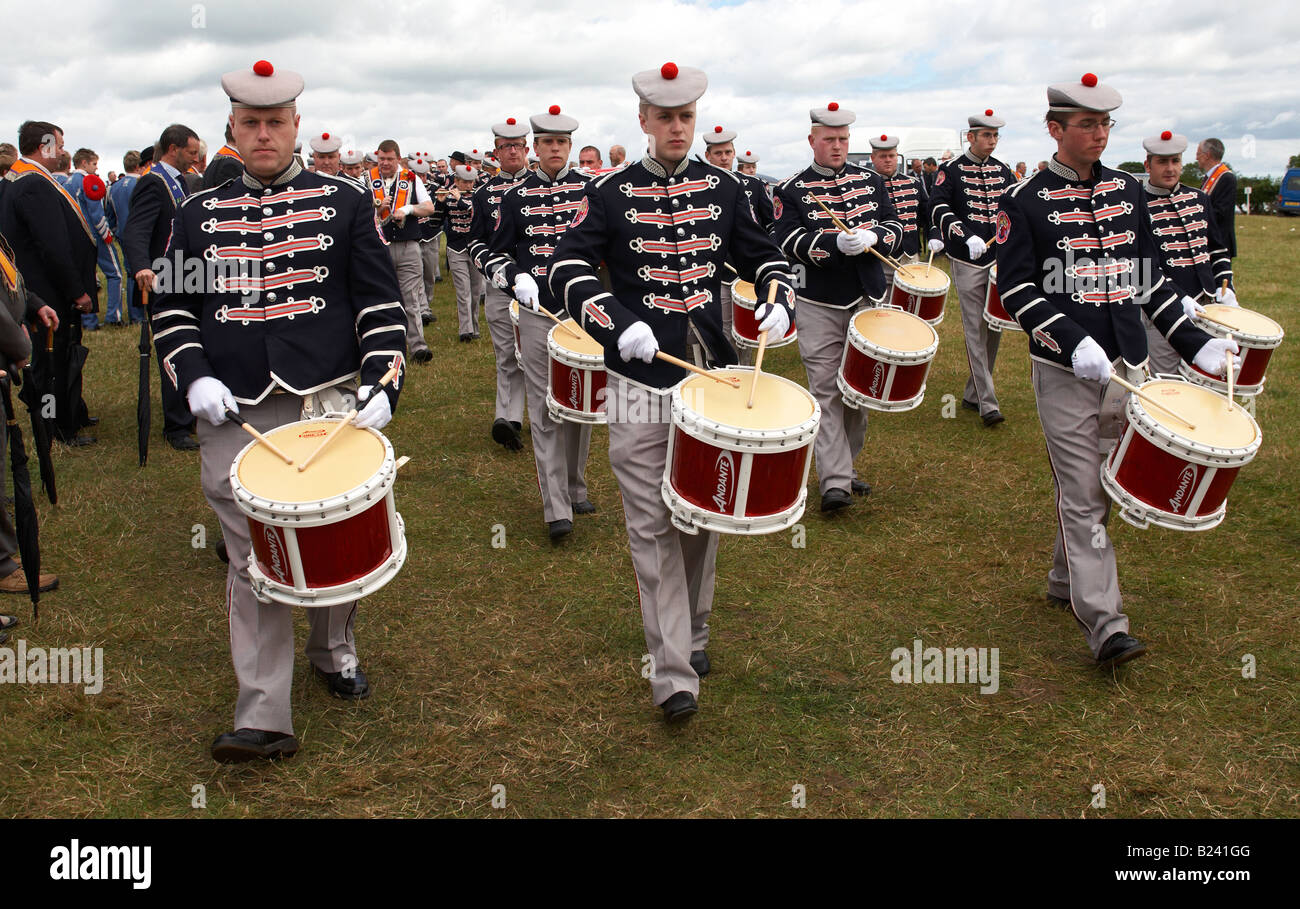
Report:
224,409,294,465
297,364,401,472
810,196,905,269
925,249,935,275
1194,309,1239,331
537,304,583,340
655,351,740,387
1109,372,1196,431
1225,349,1235,411
747,283,778,408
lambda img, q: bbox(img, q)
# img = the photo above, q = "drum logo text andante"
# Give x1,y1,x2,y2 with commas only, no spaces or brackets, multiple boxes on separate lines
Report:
1169,464,1198,512
712,452,735,512
869,362,886,397
569,369,581,408
264,526,288,582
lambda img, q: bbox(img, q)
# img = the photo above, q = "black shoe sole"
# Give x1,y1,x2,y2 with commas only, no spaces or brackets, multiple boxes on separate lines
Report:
1097,643,1147,670
211,740,299,764
491,420,523,450
664,704,698,723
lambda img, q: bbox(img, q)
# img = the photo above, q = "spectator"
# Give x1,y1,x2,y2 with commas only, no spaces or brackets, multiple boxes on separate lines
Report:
1197,137,1237,258
608,144,626,167
578,145,603,170
69,148,120,330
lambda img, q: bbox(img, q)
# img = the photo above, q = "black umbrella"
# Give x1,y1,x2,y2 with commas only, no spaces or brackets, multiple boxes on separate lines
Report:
1,374,42,619
16,364,55,504
137,287,152,466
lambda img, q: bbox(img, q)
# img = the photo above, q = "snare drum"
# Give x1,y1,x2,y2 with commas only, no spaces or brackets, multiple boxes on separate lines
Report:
231,418,407,607
982,264,1022,332
546,319,607,424
888,262,949,325
730,279,797,350
1101,378,1261,531
662,367,820,535
1177,304,1284,397
838,307,939,412
510,299,522,367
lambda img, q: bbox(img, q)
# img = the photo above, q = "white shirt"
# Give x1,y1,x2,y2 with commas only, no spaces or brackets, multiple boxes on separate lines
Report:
381,169,430,206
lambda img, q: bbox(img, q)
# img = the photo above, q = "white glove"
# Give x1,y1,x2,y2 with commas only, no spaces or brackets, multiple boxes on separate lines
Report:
354,384,393,431
755,301,791,339
927,238,945,254
513,273,540,312
186,376,239,426
858,228,878,249
617,321,659,364
1192,337,1241,377
966,235,988,260
1180,295,1204,321
836,230,866,256
1214,285,1239,307
1070,336,1112,384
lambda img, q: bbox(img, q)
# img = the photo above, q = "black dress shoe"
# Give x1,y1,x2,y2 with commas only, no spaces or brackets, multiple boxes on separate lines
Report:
210,728,300,764
81,415,100,427
1096,632,1147,669
572,500,597,515
1046,592,1071,610
850,479,871,497
491,418,523,451
215,537,228,564
661,691,698,723
459,333,472,342
690,650,710,678
548,518,573,541
314,664,371,700
982,410,1005,427
421,312,435,325
471,332,481,340
167,433,200,452
961,399,978,412
820,488,852,512
412,349,433,364
56,434,97,448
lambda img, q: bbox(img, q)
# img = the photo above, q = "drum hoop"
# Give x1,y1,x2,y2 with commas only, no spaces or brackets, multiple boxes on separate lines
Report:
729,278,758,308
1125,383,1261,460
1193,310,1284,347
547,325,606,366
1176,361,1265,395
892,268,951,295
847,312,939,362
670,370,821,448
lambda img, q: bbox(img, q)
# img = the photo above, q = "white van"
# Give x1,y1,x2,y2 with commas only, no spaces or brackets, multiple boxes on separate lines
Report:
848,126,964,174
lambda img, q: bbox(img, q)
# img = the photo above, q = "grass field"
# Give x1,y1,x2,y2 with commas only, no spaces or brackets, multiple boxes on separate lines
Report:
0,215,1296,818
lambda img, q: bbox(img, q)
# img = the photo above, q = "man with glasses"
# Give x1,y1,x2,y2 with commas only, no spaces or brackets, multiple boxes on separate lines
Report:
996,73,1238,670
929,109,1016,427
468,119,531,451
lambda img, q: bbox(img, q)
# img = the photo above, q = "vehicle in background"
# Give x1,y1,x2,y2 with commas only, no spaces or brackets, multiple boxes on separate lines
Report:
1276,168,1300,216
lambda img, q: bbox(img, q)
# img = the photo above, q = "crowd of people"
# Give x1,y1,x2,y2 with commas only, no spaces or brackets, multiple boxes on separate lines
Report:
0,60,1245,757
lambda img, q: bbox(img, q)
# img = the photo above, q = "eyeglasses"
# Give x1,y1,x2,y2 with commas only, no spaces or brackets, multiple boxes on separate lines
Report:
496,142,527,151
1065,118,1117,133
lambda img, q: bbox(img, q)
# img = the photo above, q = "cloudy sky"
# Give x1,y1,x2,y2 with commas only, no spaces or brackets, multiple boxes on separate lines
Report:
3,0,1296,181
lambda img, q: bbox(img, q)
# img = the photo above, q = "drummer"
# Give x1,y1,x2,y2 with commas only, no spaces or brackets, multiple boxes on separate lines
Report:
152,61,408,762
996,72,1237,669
772,101,904,512
485,105,596,541
928,109,1016,427
549,61,796,722
1140,129,1239,376
865,134,940,279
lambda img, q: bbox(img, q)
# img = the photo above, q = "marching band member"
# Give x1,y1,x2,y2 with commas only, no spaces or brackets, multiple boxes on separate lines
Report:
369,139,437,364
437,164,481,342
865,133,935,275
550,62,796,722
340,147,367,185
467,120,531,451
408,154,439,325
929,109,1016,427
152,60,407,761
996,73,1238,669
736,149,759,177
1140,129,1237,376
772,101,904,512
308,130,341,177
486,105,596,541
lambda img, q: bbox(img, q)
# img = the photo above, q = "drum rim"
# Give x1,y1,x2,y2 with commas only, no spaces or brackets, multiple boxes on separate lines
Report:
1194,306,1284,346
1099,464,1227,531
546,323,606,362
670,368,821,446
848,309,939,361
1125,380,1261,459
891,264,951,294
729,278,758,308
250,513,408,606
1177,360,1265,395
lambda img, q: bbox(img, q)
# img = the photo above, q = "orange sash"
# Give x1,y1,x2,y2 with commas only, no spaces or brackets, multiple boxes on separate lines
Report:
6,159,95,244
1201,162,1230,196
0,242,18,295
368,166,413,212
214,144,244,163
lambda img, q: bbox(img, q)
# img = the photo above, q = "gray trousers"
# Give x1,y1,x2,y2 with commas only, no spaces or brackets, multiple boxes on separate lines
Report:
484,285,525,424
517,307,591,522
419,240,438,313
198,394,359,734
950,259,1002,415
388,240,430,356
446,247,480,337
1032,360,1134,657
796,299,867,496
607,375,717,704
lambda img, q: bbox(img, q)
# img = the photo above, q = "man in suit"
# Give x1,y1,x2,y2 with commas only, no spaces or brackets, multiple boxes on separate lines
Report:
120,123,202,451
0,120,98,447
106,151,144,323
1196,137,1237,259
204,122,244,189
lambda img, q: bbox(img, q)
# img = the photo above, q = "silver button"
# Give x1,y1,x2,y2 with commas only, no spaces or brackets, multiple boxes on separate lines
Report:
265,262,276,272
677,228,685,236
263,188,271,195
266,292,277,302
262,207,272,215
671,199,680,207
263,232,273,240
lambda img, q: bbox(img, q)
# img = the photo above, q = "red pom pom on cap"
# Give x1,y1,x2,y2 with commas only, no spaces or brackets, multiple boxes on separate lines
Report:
827,102,839,111
253,60,274,77
661,62,678,80
880,134,888,141
985,109,993,116
82,174,106,201
507,117,516,125
1161,130,1172,141
549,105,561,115
322,132,330,140
714,125,723,133
1081,72,1098,87
746,150,752,155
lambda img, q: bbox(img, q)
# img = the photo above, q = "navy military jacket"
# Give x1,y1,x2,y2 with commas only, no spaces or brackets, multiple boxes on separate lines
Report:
1142,182,1233,299
929,151,1015,267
